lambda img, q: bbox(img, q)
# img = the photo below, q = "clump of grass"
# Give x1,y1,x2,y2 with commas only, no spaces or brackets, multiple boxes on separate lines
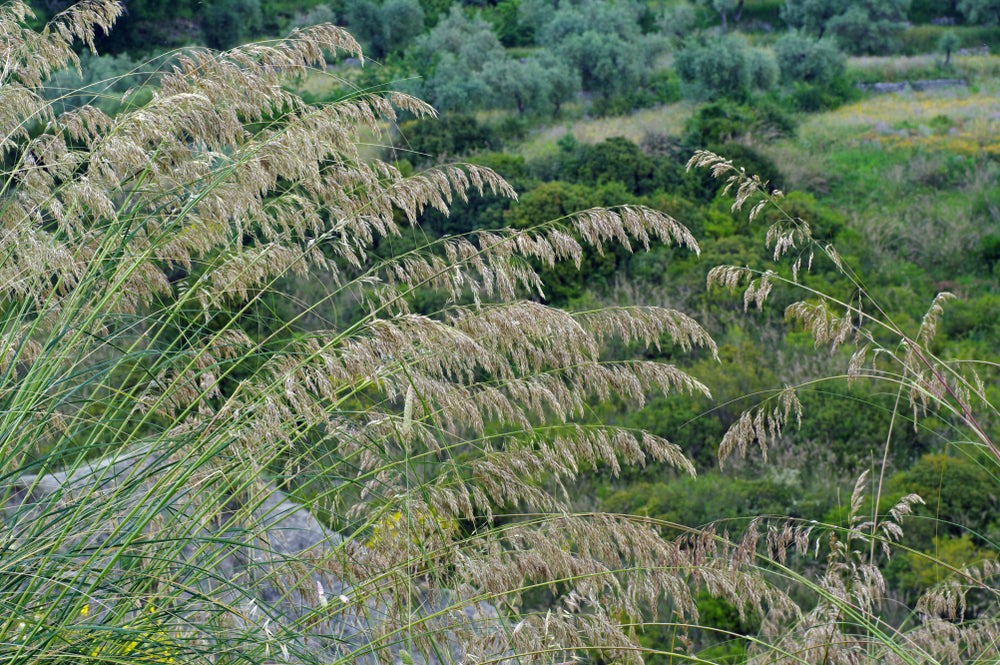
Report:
0,2,795,664
9,3,1000,664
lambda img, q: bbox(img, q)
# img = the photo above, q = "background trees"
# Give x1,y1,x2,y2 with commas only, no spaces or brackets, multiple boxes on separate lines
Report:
959,0,1000,25
781,0,850,38
412,6,503,109
783,0,912,54
675,33,778,100
201,0,263,49
40,50,145,114
480,55,580,115
343,0,425,58
539,0,662,98
696,0,745,31
938,29,961,64
409,4,583,115
657,2,698,44
773,30,846,86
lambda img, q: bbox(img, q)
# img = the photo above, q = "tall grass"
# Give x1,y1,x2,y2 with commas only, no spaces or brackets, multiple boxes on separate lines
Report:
6,2,1000,664
0,2,769,664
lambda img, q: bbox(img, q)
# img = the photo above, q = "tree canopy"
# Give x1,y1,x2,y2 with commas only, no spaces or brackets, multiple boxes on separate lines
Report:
959,0,1000,25
539,0,663,98
782,0,911,54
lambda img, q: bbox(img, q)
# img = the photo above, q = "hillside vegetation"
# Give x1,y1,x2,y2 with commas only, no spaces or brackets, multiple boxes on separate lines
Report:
6,0,1000,663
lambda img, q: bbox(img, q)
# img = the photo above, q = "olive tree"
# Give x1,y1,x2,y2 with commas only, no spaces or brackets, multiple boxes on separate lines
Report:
959,0,1000,24
414,6,580,114
938,29,961,65
540,0,662,98
414,5,503,70
343,0,425,59
782,0,911,54
676,33,778,101
773,29,846,85
781,0,849,37
658,1,698,44
696,0,745,30
481,52,580,115
412,6,504,109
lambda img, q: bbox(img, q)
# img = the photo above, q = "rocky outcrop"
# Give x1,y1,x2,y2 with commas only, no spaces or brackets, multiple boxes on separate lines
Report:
3,447,499,665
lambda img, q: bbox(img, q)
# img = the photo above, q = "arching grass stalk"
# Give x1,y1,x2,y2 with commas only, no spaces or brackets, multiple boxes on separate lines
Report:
0,3,791,665
689,149,1000,664
687,150,999,467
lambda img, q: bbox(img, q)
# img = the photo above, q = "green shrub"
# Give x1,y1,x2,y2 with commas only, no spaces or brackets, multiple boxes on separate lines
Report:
562,137,658,194
902,535,996,592
683,100,754,143
980,234,1000,267
709,141,784,192
395,113,502,162
785,76,857,111
201,0,263,49
603,473,804,534
683,99,796,146
890,454,1000,539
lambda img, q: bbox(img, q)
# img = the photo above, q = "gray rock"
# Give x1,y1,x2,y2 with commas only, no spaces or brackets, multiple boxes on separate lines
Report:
856,79,967,94
911,79,967,91
3,447,500,665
